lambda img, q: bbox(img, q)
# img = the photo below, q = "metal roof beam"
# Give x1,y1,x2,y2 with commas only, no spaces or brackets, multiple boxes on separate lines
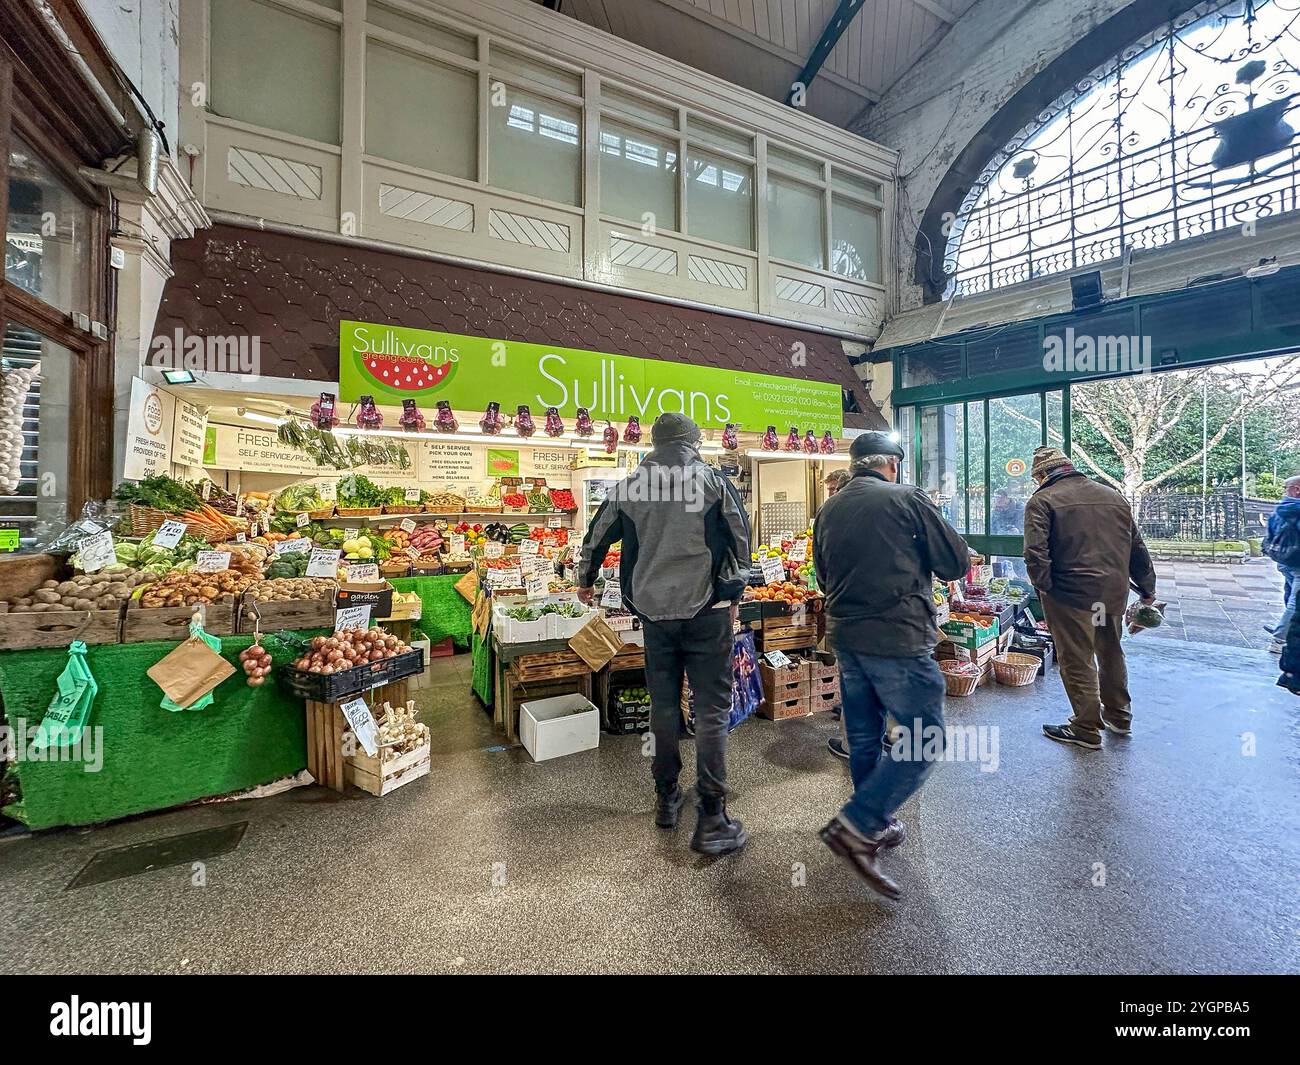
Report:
786,0,869,105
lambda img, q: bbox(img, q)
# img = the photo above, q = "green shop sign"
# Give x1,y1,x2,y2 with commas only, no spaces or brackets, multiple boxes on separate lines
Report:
338,321,843,434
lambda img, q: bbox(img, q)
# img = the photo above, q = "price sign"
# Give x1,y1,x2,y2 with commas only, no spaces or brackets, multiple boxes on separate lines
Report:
601,579,623,609
524,571,549,599
201,481,212,501
79,530,116,573
152,519,188,549
0,523,18,552
235,532,247,544
306,548,341,578
195,551,231,573
275,538,313,554
547,516,562,528
343,527,360,541
334,604,371,632
519,538,540,556
451,534,466,555
296,512,310,528
488,566,521,588
346,563,380,582
236,498,245,517
339,697,379,757
406,547,422,561
318,482,337,502
399,518,417,534
760,556,786,585
763,650,793,669
483,542,504,559
404,488,421,502
788,538,808,562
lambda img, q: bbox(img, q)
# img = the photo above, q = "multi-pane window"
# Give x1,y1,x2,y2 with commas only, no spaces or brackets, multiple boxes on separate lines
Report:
599,122,678,229
488,87,582,206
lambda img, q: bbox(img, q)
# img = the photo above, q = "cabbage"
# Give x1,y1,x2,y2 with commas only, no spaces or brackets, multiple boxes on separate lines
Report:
114,542,140,563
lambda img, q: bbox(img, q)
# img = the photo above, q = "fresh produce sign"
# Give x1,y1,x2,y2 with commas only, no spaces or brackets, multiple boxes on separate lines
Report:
339,321,843,434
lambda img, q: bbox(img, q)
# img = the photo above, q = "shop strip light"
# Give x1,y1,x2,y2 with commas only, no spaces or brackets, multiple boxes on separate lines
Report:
743,449,849,462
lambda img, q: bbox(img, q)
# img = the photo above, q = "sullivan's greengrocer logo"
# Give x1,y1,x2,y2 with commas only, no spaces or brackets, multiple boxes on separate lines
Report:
350,325,459,398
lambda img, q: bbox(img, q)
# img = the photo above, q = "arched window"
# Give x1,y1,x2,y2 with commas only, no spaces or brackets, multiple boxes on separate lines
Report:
946,0,1300,296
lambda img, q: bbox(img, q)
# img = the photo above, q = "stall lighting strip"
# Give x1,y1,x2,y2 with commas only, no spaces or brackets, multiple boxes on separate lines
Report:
330,425,726,455
743,450,849,462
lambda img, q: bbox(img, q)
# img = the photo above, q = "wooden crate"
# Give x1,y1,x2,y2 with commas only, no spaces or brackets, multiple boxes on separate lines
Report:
509,648,590,683
121,597,237,643
758,624,820,653
305,678,411,793
758,693,810,721
608,647,645,671
346,742,431,796
239,592,334,633
0,552,60,600
0,606,122,648
497,672,592,741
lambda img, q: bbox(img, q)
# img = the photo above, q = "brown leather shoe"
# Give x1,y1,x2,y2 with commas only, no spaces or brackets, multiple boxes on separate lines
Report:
877,818,906,849
819,818,901,899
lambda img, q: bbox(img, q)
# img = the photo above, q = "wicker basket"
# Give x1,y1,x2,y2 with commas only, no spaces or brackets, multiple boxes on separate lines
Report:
336,507,382,517
127,503,226,543
940,662,981,698
992,652,1040,686
381,504,422,515
309,507,336,520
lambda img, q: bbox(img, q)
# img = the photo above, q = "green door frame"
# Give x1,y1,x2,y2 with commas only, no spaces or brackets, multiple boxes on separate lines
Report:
903,383,1070,559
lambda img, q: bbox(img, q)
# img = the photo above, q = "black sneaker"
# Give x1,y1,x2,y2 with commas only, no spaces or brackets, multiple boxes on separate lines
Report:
1042,723,1102,750
690,804,747,855
827,736,849,760
654,786,686,829
1100,715,1132,737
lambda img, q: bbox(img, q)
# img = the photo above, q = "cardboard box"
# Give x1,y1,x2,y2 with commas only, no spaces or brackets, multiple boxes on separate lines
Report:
335,580,394,620
940,616,999,650
520,693,600,761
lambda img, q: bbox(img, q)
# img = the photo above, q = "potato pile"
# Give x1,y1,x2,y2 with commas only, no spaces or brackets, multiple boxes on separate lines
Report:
2,568,157,613
137,569,254,608
248,577,336,603
290,628,411,675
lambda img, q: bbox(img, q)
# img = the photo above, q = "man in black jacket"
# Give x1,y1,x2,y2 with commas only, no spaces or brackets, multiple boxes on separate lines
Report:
578,413,751,855
813,431,971,899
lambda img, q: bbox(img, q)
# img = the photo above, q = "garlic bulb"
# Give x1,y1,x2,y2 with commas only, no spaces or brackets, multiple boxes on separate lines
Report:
0,363,39,495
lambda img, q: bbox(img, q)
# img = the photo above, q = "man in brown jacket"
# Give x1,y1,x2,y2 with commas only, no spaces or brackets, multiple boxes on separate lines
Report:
1022,447,1157,750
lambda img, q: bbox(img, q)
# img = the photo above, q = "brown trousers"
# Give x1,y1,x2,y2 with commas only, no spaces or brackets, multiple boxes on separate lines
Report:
1041,595,1132,737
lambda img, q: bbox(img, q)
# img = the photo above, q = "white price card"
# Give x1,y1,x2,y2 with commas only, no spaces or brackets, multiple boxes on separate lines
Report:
404,488,421,502
235,532,247,544
201,481,212,501
296,512,310,528
763,650,793,669
195,550,231,572
78,530,116,573
547,516,562,528
406,547,422,561
525,571,549,599
339,697,379,757
343,527,360,540
399,518,417,534
318,482,337,502
334,604,371,632
306,547,341,578
768,534,784,548
760,556,786,585
788,538,808,562
601,579,623,609
451,534,466,555
346,563,380,582
236,498,245,517
519,538,540,556
152,519,188,549
275,538,313,554
483,542,505,559
489,566,521,587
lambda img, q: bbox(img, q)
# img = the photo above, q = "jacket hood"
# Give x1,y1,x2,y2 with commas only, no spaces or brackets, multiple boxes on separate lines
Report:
643,440,702,468
1277,495,1300,510
1034,467,1087,493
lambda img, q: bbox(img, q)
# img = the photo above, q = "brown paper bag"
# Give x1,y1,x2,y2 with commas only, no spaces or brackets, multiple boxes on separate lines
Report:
454,569,479,604
146,636,236,707
472,591,491,638
567,614,625,672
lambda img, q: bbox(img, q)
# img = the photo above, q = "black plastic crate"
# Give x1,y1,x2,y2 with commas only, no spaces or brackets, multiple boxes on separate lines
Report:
278,648,425,702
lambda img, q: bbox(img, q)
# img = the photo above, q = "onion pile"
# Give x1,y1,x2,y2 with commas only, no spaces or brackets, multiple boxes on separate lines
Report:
239,640,274,687
291,628,411,675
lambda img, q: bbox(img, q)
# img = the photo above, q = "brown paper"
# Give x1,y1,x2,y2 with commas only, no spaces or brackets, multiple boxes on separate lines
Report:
567,615,625,672
454,569,479,605
146,636,236,707
472,591,491,638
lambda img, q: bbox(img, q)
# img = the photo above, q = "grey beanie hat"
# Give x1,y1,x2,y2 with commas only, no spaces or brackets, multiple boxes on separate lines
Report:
651,412,702,445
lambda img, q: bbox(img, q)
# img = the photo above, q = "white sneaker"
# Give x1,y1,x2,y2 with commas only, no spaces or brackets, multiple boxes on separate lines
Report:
1270,640,1284,654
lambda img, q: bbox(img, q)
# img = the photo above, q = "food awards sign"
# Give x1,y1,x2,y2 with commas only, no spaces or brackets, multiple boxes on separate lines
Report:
338,320,843,435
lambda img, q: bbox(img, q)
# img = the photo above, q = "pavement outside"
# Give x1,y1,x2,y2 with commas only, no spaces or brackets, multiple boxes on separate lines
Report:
1148,557,1287,650
0,638,1296,975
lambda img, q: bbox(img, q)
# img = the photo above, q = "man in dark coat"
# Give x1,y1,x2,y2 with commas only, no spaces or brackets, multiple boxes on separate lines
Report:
1022,446,1157,750
813,431,971,899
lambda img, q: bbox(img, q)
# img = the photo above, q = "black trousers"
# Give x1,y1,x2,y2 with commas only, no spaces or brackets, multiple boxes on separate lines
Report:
642,607,734,808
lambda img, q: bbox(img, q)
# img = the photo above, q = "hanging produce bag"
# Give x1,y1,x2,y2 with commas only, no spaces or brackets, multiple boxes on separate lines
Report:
682,630,761,734
31,641,98,750
147,620,236,712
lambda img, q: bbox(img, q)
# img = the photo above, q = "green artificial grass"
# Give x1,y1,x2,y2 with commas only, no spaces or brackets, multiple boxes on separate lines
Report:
0,632,316,830
388,575,473,647
471,632,492,705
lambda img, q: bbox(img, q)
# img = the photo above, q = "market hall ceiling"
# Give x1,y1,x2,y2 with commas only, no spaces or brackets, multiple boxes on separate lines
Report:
535,0,976,128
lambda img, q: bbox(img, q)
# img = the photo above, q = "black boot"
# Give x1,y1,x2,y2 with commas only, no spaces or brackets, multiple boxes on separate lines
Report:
655,785,686,829
819,818,901,899
690,800,747,855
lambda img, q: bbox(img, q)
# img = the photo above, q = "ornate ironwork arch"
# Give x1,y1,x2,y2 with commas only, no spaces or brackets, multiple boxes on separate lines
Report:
946,0,1300,297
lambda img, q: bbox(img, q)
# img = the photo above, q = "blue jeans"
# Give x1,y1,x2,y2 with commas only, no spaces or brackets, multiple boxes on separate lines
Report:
1276,565,1298,641
835,647,946,836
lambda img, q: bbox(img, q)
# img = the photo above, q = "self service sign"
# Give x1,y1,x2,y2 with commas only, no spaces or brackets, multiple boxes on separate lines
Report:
338,320,843,435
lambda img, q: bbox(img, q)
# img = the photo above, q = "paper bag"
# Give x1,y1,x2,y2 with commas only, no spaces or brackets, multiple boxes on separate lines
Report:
454,569,479,604
472,590,491,638
567,614,625,672
147,632,236,709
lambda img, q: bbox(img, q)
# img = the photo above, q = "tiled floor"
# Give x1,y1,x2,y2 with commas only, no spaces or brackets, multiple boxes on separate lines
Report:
1144,557,1288,650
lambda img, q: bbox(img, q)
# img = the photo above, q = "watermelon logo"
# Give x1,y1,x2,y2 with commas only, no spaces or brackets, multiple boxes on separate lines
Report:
353,349,458,399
